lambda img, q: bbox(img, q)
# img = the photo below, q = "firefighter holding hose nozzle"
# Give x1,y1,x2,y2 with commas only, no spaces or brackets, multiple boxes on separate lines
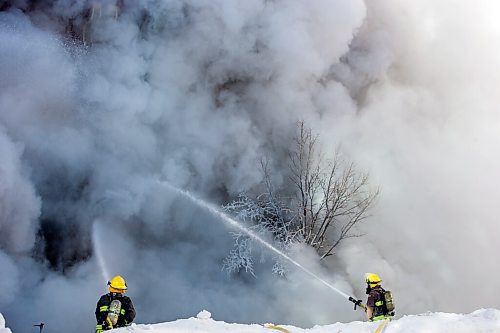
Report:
349,273,395,321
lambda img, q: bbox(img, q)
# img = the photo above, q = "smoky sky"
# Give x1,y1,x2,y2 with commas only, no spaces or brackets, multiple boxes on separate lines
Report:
1,1,500,333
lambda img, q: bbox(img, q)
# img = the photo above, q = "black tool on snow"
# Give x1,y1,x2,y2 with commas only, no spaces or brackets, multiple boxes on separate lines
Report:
34,323,44,333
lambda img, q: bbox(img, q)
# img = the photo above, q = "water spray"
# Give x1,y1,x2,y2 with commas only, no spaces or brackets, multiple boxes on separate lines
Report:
157,180,366,311
91,220,111,284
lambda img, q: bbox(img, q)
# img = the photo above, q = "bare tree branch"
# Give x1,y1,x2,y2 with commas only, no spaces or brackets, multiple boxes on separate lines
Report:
222,121,380,276
289,121,380,259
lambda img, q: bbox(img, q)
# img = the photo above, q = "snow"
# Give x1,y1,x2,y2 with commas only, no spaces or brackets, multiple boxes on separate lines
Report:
0,314,12,333
119,309,500,333
196,310,212,320
2,309,500,333
122,309,500,333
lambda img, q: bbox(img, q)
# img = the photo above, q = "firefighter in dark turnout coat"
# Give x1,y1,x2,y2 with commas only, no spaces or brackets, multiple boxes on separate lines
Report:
365,273,394,321
95,275,136,333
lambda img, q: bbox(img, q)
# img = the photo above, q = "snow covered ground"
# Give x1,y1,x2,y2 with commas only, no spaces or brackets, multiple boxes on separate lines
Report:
3,309,499,333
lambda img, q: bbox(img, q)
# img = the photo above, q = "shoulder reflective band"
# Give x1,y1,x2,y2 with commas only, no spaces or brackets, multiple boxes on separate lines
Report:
100,306,109,312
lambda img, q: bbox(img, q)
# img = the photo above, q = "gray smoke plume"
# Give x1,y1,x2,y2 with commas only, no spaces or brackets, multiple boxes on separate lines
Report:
1,0,500,332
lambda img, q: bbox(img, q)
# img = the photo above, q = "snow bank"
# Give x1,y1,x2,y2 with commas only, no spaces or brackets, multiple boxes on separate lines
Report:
3,310,500,333
110,309,500,333
0,314,12,333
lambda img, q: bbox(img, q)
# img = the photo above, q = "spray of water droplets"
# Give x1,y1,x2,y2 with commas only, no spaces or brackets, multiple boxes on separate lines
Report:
157,180,352,300
91,220,111,284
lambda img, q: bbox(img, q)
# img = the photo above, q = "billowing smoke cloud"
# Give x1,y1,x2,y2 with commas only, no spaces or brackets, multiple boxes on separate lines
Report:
329,0,500,314
1,0,500,332
0,130,40,254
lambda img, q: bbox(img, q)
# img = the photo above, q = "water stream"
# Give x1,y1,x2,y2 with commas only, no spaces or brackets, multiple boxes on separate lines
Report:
91,220,111,283
158,180,352,300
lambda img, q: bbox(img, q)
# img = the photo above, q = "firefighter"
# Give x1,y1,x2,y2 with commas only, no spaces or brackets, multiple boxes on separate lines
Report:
365,273,395,321
95,275,136,333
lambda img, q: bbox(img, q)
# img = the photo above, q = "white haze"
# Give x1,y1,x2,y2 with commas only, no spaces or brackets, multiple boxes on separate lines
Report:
0,1,499,333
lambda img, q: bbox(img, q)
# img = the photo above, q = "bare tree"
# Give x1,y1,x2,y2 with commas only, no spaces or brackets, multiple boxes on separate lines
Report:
222,122,379,275
290,121,379,258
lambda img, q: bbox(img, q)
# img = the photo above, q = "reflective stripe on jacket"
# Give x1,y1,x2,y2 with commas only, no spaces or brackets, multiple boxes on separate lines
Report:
95,293,136,330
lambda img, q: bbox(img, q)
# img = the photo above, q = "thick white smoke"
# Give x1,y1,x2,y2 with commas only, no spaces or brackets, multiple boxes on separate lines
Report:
329,0,500,314
0,130,40,253
1,0,500,332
